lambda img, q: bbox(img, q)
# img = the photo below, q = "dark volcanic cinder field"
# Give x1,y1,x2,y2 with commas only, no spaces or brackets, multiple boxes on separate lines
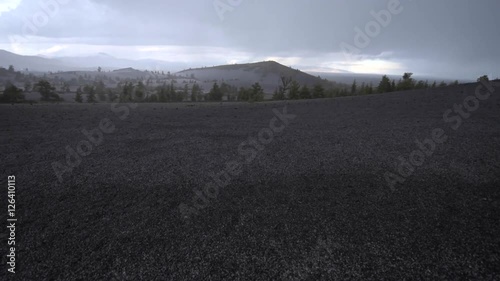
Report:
1,82,500,280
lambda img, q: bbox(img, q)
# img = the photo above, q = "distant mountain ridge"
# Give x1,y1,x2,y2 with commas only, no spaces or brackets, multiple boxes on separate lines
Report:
0,49,67,72
0,49,189,72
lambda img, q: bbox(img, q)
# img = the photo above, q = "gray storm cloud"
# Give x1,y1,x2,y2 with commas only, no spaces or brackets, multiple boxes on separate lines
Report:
0,0,498,79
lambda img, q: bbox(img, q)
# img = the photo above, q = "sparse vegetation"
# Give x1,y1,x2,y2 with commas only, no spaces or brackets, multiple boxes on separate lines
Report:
0,63,485,104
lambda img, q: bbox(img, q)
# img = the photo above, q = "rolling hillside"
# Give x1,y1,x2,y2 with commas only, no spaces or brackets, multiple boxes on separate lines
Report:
178,61,337,93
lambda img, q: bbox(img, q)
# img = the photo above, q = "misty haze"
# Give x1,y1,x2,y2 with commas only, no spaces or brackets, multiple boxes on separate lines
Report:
1,0,499,280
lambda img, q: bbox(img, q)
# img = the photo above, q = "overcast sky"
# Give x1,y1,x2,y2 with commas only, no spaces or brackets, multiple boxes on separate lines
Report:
0,0,499,79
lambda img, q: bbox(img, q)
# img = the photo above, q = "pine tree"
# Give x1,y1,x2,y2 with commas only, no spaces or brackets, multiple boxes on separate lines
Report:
377,75,392,93
191,83,201,101
250,83,264,101
312,84,325,98
75,86,83,103
299,85,312,99
208,82,223,101
288,80,300,100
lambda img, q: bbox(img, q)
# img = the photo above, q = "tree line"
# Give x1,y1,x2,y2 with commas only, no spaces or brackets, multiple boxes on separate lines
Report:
374,73,461,94
0,72,494,104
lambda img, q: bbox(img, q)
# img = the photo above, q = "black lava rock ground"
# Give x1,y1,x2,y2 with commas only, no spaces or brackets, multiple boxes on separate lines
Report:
1,82,499,280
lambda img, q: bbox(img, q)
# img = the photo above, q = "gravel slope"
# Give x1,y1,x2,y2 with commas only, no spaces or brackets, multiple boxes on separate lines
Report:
1,82,499,280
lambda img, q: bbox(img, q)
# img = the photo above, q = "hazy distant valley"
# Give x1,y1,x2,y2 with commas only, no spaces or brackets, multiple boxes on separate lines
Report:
0,49,473,104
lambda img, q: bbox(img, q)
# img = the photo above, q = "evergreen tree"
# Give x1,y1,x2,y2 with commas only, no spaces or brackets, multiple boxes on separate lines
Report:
351,80,357,95
75,86,83,103
288,80,300,100
312,84,325,99
84,84,96,103
299,85,312,99
183,84,189,101
477,75,489,82
414,80,426,89
1,83,24,103
250,82,265,101
377,75,392,93
121,82,134,102
35,80,60,101
237,87,249,101
367,83,373,94
397,72,415,91
191,83,201,101
95,80,106,102
208,82,223,101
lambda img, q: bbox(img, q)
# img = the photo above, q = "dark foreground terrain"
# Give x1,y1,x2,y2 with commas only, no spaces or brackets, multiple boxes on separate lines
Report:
1,82,500,280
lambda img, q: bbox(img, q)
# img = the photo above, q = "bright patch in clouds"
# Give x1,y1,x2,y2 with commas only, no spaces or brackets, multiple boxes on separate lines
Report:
0,0,21,16
39,45,68,56
343,59,404,75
